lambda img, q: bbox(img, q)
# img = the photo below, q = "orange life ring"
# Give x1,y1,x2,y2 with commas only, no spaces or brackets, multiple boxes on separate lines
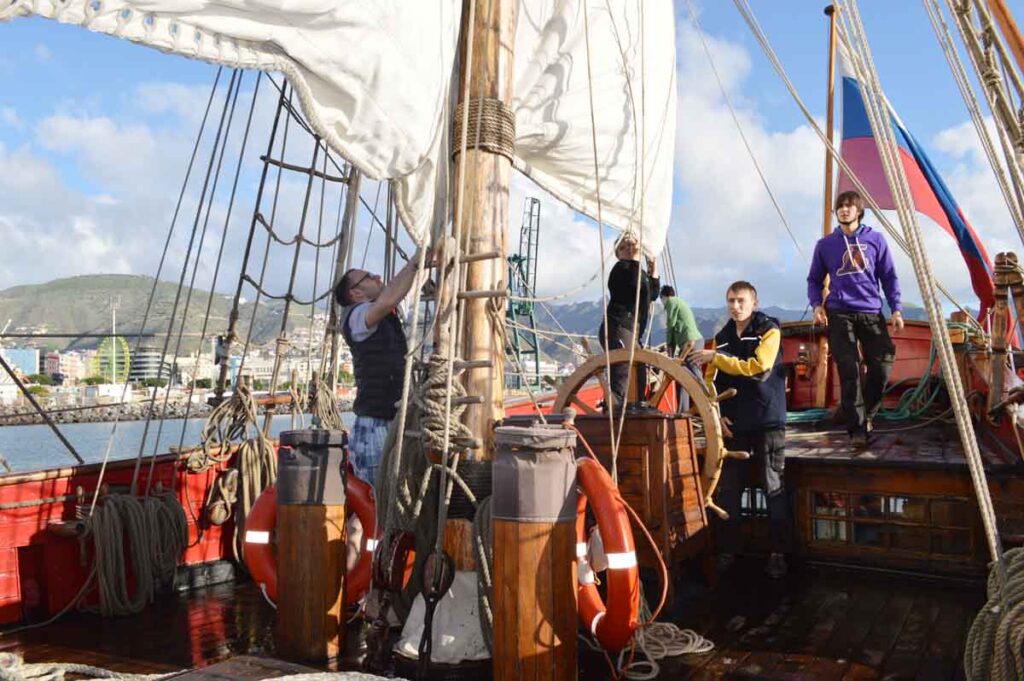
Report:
576,456,640,652
242,472,377,607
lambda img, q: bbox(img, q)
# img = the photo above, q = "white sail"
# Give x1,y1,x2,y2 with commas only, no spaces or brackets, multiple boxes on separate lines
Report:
2,0,676,254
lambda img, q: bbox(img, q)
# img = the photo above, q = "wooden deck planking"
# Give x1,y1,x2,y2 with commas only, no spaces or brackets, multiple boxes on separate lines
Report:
881,592,942,679
0,560,987,681
784,423,1007,469
818,578,890,662
852,589,917,670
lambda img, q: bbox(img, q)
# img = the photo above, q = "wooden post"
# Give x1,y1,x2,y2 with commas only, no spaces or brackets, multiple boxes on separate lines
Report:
448,0,517,459
990,254,1012,418
275,430,347,661
492,425,578,681
328,168,362,392
815,4,839,409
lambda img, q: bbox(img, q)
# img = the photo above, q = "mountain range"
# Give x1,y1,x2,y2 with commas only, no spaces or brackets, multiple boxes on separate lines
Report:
0,274,311,354
0,275,929,364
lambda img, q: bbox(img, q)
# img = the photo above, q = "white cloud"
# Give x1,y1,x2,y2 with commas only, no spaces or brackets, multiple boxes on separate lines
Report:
0,107,23,131
666,23,824,310
2,19,1017,330
33,44,52,64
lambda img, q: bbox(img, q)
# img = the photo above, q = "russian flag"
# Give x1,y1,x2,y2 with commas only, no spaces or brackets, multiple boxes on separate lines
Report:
836,49,996,319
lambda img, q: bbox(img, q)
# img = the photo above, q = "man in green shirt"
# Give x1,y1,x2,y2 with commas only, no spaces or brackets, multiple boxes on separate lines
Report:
660,285,702,412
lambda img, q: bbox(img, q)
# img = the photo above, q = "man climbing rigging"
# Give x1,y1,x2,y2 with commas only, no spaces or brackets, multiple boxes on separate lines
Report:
806,190,904,448
333,248,435,487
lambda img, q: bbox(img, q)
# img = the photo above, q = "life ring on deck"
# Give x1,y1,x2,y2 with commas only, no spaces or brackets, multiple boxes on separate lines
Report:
575,456,640,652
242,472,377,607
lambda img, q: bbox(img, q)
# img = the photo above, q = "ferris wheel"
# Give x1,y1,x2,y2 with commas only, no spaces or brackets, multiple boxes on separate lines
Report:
93,336,131,383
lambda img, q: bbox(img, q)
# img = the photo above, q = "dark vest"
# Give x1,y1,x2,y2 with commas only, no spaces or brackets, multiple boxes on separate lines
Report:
342,304,408,420
712,311,786,432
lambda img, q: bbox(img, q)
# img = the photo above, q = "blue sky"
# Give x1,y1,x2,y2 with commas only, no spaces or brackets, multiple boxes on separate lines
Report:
0,1,1022,313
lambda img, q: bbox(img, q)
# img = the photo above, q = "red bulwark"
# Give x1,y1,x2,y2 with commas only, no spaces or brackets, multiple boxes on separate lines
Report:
0,453,235,625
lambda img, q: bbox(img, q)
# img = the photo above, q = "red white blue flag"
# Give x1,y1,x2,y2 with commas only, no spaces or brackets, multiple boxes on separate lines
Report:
836,50,996,318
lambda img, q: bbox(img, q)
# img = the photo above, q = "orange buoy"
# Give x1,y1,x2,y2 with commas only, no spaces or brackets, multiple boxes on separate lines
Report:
576,456,640,652
242,472,377,607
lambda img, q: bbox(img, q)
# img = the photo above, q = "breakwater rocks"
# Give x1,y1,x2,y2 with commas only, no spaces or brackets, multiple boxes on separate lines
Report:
0,398,354,427
0,401,214,426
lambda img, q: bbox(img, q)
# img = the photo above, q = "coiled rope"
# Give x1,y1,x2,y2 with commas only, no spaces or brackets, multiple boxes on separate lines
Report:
412,355,474,454
86,493,188,618
965,547,1024,680
0,653,176,681
195,382,277,560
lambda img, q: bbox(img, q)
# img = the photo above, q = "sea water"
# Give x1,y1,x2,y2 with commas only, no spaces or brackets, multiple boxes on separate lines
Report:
0,413,354,473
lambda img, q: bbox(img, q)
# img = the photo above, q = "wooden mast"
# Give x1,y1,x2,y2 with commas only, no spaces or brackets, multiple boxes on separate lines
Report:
987,0,1024,78
450,0,516,458
815,4,839,409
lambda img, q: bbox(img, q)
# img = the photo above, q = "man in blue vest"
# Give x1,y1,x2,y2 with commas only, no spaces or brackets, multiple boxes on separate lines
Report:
334,249,432,487
693,281,790,578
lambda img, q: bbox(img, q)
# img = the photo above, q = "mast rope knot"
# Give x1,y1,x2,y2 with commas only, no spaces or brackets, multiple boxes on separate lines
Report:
452,98,516,161
413,354,474,453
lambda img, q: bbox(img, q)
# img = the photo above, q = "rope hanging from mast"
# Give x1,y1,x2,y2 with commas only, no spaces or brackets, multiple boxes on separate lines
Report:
924,0,1024,241
836,0,1006,569
731,0,987,336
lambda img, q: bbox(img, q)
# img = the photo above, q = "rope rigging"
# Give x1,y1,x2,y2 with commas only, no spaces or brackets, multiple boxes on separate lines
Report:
683,0,809,266
730,0,986,337
836,0,1006,573
140,69,247,497
924,0,1024,241
176,73,265,452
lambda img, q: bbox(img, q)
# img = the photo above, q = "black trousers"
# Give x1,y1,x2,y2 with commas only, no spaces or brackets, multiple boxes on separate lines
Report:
715,428,791,555
598,322,646,407
826,310,896,434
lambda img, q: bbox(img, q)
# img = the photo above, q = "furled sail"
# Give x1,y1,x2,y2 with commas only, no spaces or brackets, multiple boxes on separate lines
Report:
2,0,676,254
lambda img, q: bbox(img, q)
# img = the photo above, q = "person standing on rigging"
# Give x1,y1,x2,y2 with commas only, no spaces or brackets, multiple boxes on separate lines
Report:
600,235,659,410
333,248,434,487
693,280,790,578
807,190,904,448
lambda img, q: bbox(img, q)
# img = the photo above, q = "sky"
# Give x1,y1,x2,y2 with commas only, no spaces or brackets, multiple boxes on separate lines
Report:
1,0,1023,319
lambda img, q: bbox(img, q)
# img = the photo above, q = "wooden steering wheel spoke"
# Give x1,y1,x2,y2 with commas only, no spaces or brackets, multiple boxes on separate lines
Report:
552,347,731,510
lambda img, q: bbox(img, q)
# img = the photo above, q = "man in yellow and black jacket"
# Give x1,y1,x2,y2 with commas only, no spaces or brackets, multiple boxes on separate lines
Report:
693,280,790,579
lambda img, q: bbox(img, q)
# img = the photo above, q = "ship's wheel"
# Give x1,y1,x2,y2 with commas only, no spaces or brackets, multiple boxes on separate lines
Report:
552,347,745,518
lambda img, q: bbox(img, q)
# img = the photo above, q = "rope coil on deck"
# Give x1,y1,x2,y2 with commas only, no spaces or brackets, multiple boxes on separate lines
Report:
965,546,1024,681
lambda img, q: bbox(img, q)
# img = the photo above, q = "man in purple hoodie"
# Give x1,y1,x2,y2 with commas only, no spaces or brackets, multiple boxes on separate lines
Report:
807,190,904,447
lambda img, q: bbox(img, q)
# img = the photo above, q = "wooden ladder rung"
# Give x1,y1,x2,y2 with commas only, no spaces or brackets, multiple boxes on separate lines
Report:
458,289,508,300
460,250,503,263
455,359,493,370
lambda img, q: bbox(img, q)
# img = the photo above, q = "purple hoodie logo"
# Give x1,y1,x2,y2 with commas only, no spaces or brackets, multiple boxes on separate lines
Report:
836,243,871,277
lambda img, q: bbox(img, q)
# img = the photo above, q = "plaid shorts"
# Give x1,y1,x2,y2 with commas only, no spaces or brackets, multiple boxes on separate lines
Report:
349,415,391,488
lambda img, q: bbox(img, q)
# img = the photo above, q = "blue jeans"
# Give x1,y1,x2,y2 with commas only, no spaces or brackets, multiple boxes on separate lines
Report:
349,415,391,488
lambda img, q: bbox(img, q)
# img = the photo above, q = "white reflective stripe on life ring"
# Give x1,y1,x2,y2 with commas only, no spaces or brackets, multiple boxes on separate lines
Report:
365,538,378,552
578,563,596,585
605,551,637,570
245,530,270,544
590,610,606,636
576,542,588,558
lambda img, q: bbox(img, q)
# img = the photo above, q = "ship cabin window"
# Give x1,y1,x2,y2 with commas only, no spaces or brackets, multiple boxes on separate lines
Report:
808,491,973,558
